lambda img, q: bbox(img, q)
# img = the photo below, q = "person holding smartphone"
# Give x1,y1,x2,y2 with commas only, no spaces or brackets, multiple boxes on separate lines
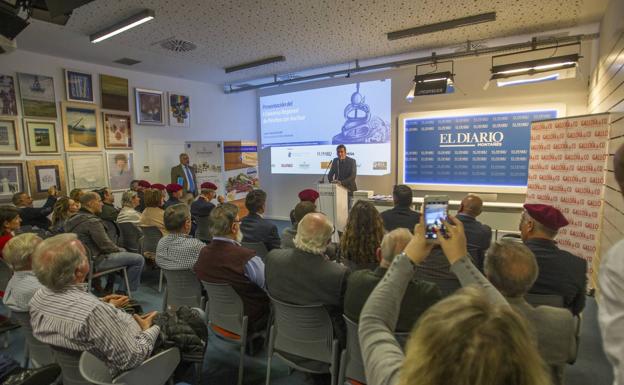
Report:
12,186,58,230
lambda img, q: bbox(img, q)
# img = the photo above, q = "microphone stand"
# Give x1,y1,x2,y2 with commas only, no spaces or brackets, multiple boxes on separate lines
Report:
320,158,334,183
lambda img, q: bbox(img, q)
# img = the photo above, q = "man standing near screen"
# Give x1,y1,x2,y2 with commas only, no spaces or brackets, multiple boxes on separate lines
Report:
327,144,357,193
171,153,198,197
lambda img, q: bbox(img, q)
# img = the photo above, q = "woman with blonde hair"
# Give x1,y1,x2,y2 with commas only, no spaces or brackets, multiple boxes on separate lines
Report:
50,196,80,233
340,200,384,271
139,188,168,235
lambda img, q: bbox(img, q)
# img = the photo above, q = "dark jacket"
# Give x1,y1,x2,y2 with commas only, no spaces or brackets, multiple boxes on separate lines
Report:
153,306,208,356
241,213,281,251
327,156,357,192
380,206,420,233
414,246,472,297
525,238,587,315
456,213,492,271
136,190,145,213
18,196,57,230
65,208,121,261
190,198,215,219
163,198,182,210
100,202,120,223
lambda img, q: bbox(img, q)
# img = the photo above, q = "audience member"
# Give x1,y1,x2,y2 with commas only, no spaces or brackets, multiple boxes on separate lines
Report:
133,180,151,213
69,188,84,203
139,189,168,236
65,192,145,292
29,234,159,376
0,206,21,258
194,203,269,332
282,201,316,249
12,187,57,230
50,197,80,233
456,194,492,270
344,228,441,331
2,233,43,312
95,187,120,222
358,216,550,385
520,203,587,315
289,189,319,224
191,182,221,220
117,191,142,224
413,245,465,297
156,204,204,270
340,200,383,271
241,189,281,251
163,183,183,210
151,183,167,201
380,185,420,232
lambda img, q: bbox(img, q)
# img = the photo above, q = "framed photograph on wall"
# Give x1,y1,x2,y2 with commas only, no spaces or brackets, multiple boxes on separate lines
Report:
66,153,108,190
107,152,134,191
168,93,190,127
26,159,67,200
0,74,18,116
23,119,59,155
61,102,102,152
103,112,132,149
65,69,94,103
100,74,129,111
135,88,165,125
17,72,57,118
0,161,27,203
0,117,20,155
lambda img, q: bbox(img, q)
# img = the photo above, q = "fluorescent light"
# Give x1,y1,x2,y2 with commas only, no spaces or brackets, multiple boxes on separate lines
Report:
497,74,560,87
490,54,579,79
90,10,155,43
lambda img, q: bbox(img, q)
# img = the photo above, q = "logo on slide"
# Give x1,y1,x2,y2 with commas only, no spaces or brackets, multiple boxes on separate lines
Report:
373,161,388,170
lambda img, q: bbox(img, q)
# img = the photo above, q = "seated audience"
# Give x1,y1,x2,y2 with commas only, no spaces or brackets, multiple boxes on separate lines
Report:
380,185,420,232
50,197,80,233
456,194,492,270
12,187,57,230
289,189,319,224
117,191,142,224
69,188,84,204
191,182,221,220
150,183,167,201
156,204,204,270
95,187,120,222
194,203,269,332
340,200,383,271
520,203,587,315
181,193,195,207
0,206,21,258
281,201,316,249
139,188,168,236
163,183,183,210
344,228,441,331
29,233,159,376
359,216,550,385
2,233,43,312
241,189,281,251
133,180,151,212
413,245,465,297
65,192,145,292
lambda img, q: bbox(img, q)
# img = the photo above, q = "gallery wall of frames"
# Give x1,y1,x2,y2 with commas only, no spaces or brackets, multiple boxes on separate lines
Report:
0,70,191,203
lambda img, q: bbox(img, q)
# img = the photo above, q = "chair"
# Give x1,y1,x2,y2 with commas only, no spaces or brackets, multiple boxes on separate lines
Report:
102,220,120,245
241,241,269,258
140,226,164,291
525,293,565,308
83,244,132,298
161,269,204,311
51,347,92,385
266,295,340,385
117,222,144,253
568,314,582,365
195,216,212,243
12,311,55,368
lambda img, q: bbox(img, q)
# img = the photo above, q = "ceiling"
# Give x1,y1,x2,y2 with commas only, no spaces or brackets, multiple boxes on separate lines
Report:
13,0,608,86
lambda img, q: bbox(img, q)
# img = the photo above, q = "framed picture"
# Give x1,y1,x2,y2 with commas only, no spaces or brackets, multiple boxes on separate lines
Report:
26,159,67,200
23,119,59,155
168,93,190,127
135,88,165,125
103,112,132,149
100,74,129,111
0,161,27,203
107,152,134,191
0,117,20,155
0,74,18,116
65,69,94,103
61,102,102,152
66,153,108,190
17,72,57,118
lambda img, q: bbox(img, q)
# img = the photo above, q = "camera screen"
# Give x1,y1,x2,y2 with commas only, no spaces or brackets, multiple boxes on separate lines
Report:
425,202,448,239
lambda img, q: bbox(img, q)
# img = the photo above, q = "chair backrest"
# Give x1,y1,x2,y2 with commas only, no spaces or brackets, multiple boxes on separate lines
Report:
269,295,335,363
141,226,163,254
525,293,565,308
202,281,246,336
162,269,203,311
112,347,180,385
0,258,13,292
12,311,55,368
52,346,94,385
195,216,212,242
343,315,366,383
241,241,268,258
102,220,120,245
77,351,113,385
117,223,143,253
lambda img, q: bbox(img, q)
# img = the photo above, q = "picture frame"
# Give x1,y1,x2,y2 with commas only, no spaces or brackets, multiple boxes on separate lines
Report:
0,116,20,155
17,72,57,118
135,88,165,125
103,112,132,149
0,74,18,116
106,152,134,191
61,101,102,152
0,161,27,203
168,92,190,127
26,159,67,200
66,153,108,190
100,74,129,111
23,118,59,155
65,69,94,103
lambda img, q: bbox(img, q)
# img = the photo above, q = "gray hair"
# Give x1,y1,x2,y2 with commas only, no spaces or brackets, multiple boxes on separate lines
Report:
484,238,538,298
210,203,238,236
32,233,87,291
522,211,558,239
381,228,412,263
294,213,333,255
3,233,42,271
164,203,191,232
80,191,100,207
121,190,138,208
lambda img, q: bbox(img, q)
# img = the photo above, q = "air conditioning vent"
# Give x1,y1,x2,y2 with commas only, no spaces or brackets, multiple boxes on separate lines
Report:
160,38,196,52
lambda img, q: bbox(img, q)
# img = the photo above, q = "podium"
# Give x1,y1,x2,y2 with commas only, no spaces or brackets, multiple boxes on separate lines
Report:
317,183,348,240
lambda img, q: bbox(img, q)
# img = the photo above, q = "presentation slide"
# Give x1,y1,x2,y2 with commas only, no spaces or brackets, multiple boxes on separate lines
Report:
259,79,391,175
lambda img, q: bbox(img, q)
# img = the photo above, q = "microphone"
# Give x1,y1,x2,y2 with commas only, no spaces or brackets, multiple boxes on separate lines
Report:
320,158,334,183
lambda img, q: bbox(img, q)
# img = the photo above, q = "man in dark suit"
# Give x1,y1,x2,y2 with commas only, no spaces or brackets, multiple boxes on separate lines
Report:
380,185,419,232
170,153,198,196
191,182,222,220
327,144,357,193
12,188,57,230
240,189,281,251
456,194,492,271
163,184,183,210
520,203,587,315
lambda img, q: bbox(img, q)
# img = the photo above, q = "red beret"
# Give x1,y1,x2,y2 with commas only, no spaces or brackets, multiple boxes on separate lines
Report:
201,182,218,190
298,189,319,202
523,204,569,230
138,180,151,188
151,183,166,191
166,183,183,193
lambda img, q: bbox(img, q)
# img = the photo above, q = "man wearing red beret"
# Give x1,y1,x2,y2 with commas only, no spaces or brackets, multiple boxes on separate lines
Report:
191,182,224,226
289,189,320,224
163,184,183,210
519,203,587,315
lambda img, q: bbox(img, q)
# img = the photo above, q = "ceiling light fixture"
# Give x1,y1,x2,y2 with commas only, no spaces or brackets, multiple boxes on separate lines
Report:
388,12,496,41
90,9,155,43
406,60,455,102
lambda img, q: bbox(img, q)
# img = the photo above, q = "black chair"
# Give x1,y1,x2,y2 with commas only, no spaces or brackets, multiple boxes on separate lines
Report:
140,226,163,260
241,242,269,258
195,216,212,243
118,222,144,253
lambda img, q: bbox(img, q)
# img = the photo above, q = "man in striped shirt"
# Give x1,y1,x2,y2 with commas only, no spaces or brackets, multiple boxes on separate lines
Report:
29,233,159,376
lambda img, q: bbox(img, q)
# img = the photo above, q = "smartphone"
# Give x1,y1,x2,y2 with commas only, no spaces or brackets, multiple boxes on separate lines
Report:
423,195,449,240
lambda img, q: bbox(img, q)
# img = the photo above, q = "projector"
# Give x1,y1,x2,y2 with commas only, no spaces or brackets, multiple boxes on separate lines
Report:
0,35,16,55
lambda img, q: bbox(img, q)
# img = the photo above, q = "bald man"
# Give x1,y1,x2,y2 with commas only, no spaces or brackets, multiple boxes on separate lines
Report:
456,194,492,271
